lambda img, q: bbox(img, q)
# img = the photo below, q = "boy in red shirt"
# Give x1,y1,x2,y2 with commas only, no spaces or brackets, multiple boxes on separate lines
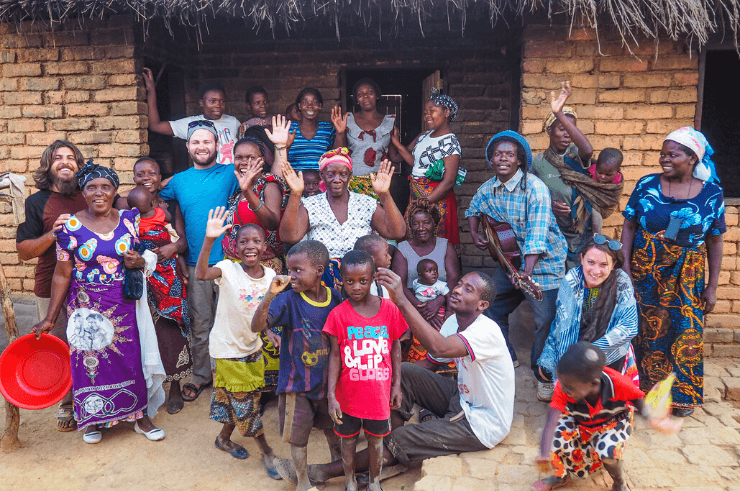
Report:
534,342,677,491
324,250,406,491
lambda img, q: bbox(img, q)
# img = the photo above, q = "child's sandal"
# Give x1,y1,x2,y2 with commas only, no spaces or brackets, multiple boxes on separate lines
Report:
531,475,571,491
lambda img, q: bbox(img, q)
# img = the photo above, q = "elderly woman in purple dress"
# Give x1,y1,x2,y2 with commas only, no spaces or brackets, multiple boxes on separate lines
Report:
34,162,165,444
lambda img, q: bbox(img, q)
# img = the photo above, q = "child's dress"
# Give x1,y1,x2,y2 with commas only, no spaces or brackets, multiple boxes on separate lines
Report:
549,367,644,478
209,261,276,436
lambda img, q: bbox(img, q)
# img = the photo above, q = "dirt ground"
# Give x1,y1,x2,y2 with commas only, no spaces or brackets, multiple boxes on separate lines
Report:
0,387,420,491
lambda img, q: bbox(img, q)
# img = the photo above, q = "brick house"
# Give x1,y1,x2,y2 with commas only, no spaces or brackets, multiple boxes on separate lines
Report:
1,5,738,353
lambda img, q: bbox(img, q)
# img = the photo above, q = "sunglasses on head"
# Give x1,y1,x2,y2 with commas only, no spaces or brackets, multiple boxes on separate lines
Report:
593,234,623,251
188,120,216,129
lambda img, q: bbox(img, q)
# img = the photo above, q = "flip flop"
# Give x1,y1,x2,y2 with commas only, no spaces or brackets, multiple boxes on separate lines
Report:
83,429,102,444
181,381,211,402
262,455,282,480
215,437,249,459
356,464,408,484
531,475,571,491
56,406,77,432
167,397,184,415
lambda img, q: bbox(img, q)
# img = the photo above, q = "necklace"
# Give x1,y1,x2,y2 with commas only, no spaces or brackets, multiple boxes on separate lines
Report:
668,178,693,199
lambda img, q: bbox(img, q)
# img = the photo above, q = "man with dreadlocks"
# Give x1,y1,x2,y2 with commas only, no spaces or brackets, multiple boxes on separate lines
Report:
466,130,567,401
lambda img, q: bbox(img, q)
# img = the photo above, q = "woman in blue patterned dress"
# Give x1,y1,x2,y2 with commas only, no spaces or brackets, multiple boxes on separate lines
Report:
621,127,725,417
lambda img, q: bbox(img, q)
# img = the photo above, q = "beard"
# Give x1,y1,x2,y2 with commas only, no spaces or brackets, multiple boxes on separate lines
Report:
52,175,79,196
191,151,217,167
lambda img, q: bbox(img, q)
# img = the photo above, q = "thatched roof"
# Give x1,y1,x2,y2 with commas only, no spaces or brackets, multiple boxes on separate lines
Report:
1,0,738,46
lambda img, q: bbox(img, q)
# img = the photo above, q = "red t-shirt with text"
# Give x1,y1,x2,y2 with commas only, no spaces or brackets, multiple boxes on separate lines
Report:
323,298,408,420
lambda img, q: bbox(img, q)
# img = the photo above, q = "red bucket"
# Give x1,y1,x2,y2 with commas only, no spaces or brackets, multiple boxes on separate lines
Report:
0,334,72,410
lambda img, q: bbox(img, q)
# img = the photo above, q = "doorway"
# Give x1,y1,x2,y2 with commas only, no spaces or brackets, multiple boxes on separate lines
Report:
700,50,740,198
344,68,444,213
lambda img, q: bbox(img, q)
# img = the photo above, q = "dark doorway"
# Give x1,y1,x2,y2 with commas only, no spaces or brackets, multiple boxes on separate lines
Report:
701,50,740,198
345,68,442,213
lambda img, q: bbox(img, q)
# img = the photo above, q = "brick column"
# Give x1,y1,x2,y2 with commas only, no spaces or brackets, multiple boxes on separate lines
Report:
0,16,146,298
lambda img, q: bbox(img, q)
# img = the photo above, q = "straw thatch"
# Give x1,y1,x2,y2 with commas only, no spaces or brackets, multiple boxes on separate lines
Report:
1,0,738,46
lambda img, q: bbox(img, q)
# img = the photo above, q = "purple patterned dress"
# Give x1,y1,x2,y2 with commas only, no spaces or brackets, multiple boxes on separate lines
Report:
55,209,148,430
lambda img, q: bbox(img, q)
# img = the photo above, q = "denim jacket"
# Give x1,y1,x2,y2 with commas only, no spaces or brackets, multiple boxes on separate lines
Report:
538,267,638,377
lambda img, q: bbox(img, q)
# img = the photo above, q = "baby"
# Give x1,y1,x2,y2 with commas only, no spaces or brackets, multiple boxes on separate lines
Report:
285,103,301,123
412,259,449,311
589,147,623,185
127,185,157,220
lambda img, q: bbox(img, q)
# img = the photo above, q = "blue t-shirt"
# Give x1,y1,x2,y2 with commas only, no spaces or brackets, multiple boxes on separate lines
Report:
267,286,342,399
159,163,239,265
623,174,726,248
288,121,336,171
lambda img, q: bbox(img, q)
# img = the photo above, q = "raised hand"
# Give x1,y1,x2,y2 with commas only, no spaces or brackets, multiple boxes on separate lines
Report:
234,159,263,192
281,161,305,195
269,275,291,294
370,159,394,195
330,106,348,133
550,80,572,115
205,207,231,239
142,67,156,94
266,115,295,147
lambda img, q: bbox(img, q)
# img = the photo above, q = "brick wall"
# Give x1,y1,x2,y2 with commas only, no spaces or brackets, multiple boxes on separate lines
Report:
0,16,145,297
520,25,740,356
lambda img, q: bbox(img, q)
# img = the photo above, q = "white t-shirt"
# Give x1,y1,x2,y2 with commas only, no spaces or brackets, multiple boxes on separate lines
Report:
169,114,240,166
411,131,462,179
429,314,515,448
209,261,276,359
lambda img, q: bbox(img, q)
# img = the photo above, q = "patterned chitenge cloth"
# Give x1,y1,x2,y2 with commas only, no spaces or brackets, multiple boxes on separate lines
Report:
630,227,706,408
139,213,193,382
56,209,148,430
210,351,265,437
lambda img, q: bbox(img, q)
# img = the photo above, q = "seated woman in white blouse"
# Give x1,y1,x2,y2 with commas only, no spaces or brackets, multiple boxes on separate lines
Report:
279,147,407,289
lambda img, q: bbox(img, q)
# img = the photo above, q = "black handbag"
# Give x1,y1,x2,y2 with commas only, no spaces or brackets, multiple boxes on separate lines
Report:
122,240,146,300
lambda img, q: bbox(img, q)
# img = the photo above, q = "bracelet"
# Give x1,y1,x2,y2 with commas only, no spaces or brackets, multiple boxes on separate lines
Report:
248,200,264,212
275,145,286,150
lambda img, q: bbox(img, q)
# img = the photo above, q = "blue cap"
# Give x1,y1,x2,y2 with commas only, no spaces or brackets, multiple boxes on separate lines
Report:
485,130,533,169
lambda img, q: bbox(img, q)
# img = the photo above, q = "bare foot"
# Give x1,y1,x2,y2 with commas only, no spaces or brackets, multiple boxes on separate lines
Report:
216,436,241,451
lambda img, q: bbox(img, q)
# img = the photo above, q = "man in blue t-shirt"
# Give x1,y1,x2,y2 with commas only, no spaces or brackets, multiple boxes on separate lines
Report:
159,120,239,402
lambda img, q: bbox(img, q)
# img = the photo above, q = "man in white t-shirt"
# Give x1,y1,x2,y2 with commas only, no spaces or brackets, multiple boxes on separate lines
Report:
143,68,240,166
297,270,515,485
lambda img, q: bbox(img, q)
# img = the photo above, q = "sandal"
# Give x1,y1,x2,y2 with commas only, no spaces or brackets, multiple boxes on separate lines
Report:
531,475,571,491
181,381,211,402
56,406,77,432
215,437,248,459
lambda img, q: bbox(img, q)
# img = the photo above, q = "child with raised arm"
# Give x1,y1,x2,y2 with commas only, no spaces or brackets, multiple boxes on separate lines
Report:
533,342,680,491
195,207,280,479
251,240,343,491
323,251,405,491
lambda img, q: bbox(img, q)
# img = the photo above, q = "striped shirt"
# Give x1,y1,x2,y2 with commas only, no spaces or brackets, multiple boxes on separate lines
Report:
465,169,567,291
288,121,336,171
268,287,342,398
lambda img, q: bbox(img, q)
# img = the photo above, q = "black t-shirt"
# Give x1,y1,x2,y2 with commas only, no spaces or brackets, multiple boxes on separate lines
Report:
16,190,88,297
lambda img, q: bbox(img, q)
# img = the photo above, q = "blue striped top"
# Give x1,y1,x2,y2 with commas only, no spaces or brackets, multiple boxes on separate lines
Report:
288,121,336,171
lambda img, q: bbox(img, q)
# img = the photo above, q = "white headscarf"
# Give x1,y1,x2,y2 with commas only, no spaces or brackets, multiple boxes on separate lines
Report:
664,127,719,183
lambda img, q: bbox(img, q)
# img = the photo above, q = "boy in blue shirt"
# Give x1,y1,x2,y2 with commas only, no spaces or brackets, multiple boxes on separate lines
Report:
252,240,342,491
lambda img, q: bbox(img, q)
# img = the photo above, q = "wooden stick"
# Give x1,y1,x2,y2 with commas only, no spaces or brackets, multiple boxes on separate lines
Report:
0,263,20,453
